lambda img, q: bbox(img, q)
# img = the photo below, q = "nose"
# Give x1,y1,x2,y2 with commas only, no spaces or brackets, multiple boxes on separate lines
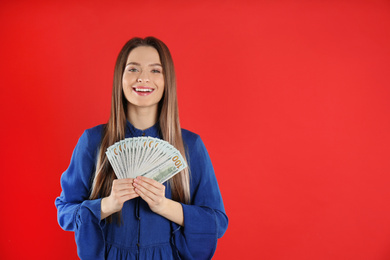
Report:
137,70,150,83
137,78,149,83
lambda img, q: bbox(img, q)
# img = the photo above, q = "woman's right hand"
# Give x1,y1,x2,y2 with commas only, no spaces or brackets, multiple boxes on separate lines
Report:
101,178,139,220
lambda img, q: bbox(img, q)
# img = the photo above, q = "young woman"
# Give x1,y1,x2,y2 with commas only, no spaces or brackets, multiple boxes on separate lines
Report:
55,37,228,260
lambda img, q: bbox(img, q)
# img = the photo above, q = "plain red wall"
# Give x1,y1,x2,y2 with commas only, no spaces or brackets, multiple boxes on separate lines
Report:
1,1,390,259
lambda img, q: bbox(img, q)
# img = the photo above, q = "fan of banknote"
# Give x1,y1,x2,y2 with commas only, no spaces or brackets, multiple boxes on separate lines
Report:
106,137,187,183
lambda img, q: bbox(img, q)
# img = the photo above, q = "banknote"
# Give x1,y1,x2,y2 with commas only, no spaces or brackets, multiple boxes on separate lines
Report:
106,137,187,183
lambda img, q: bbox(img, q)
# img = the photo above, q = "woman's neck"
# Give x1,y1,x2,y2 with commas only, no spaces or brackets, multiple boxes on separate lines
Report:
127,104,158,130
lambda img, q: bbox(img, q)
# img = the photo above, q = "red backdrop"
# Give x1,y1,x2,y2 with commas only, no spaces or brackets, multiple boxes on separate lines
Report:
1,1,390,259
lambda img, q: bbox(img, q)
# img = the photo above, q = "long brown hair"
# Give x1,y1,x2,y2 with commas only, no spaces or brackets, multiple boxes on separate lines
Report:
89,37,190,222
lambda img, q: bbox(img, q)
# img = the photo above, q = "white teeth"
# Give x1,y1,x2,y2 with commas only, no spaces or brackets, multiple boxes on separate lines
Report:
135,88,153,92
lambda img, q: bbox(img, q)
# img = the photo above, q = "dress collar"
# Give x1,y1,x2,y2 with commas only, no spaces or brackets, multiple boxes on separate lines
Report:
125,120,161,138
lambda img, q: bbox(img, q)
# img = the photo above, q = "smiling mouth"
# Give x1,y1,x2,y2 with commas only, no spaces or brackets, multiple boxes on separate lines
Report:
133,87,154,93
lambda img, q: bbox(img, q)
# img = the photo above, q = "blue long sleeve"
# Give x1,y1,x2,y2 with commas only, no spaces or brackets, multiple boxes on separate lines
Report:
55,127,106,259
171,131,229,259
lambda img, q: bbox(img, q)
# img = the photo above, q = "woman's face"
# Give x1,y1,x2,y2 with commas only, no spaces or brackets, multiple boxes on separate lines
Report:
122,46,165,111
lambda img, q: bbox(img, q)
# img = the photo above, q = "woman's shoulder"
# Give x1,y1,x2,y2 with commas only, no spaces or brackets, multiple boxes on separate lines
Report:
84,123,105,137
78,123,106,148
181,128,209,153
181,128,201,144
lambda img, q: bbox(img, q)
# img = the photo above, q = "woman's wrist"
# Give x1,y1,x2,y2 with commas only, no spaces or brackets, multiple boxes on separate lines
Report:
101,197,115,220
156,199,184,226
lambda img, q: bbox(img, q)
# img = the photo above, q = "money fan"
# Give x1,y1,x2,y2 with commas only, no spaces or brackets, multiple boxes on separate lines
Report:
106,137,187,183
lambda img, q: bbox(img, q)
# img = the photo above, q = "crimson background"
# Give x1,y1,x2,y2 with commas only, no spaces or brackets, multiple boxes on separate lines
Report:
1,1,390,259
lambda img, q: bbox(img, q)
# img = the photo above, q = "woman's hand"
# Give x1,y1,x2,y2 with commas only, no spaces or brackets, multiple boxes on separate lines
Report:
133,176,167,214
133,176,184,226
101,178,139,220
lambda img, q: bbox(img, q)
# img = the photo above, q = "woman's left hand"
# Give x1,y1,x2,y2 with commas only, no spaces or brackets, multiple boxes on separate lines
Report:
133,176,167,215
133,176,184,226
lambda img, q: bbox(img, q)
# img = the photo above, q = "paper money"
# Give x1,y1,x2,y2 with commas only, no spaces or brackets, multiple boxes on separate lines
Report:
106,137,187,183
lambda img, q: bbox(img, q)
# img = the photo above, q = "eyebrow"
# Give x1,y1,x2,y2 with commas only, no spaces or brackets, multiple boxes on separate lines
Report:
125,62,162,67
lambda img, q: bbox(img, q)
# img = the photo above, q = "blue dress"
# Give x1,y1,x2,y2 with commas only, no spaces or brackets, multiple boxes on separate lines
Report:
55,121,228,260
